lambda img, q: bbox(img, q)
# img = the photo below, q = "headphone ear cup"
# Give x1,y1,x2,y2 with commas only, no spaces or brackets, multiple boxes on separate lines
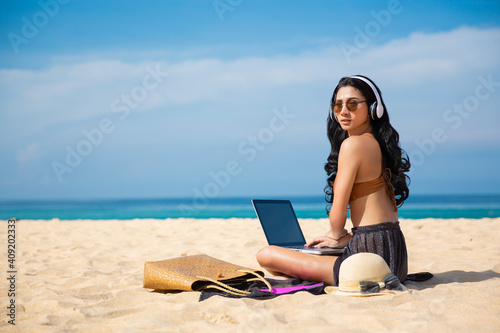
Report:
370,102,377,119
330,106,338,122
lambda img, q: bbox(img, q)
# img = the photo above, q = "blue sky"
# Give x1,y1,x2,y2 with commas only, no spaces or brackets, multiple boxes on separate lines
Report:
1,0,500,200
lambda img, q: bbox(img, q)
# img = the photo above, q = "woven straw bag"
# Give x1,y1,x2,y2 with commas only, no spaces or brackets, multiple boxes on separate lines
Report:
143,254,271,296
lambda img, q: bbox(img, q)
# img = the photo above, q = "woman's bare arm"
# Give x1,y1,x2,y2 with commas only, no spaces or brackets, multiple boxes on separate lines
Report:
306,137,364,248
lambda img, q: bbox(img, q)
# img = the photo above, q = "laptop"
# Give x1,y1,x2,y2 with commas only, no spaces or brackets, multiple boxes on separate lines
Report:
252,199,344,255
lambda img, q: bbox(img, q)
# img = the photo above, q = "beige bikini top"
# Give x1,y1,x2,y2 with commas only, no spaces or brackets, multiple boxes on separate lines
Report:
334,135,398,211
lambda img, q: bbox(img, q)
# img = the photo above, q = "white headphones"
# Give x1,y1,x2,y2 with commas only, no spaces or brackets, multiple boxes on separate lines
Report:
330,76,385,121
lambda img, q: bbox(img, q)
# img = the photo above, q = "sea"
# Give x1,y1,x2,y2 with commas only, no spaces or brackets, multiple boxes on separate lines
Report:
1,194,499,220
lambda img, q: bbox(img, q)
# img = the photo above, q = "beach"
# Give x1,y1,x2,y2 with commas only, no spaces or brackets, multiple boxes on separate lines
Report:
1,217,499,332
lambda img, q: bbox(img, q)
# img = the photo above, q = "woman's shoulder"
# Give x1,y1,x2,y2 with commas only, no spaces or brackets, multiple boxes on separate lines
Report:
340,134,379,153
340,135,383,179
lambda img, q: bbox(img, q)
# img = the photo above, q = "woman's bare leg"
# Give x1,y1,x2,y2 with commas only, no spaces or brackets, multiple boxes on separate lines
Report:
256,245,339,285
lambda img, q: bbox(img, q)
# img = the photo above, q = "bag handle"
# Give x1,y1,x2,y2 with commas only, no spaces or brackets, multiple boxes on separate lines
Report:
196,269,272,296
239,269,272,292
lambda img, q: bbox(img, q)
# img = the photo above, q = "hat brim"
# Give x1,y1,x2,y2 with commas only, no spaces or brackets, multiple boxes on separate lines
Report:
324,286,401,297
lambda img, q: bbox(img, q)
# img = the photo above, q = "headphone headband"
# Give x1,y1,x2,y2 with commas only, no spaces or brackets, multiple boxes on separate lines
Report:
349,76,384,119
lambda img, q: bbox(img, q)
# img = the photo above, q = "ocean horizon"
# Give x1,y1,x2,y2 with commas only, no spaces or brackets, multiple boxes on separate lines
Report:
1,194,499,220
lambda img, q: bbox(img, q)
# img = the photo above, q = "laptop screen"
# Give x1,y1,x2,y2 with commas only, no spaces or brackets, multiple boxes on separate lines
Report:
252,199,306,247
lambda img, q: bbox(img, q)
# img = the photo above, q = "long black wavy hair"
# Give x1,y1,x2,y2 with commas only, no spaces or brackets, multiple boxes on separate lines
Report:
324,75,410,214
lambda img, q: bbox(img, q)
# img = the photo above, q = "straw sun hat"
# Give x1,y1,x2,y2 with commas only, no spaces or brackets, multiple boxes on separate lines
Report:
325,253,408,297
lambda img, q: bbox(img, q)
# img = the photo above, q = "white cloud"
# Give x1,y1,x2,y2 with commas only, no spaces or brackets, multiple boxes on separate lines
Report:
361,26,500,80
1,26,499,154
1,26,500,197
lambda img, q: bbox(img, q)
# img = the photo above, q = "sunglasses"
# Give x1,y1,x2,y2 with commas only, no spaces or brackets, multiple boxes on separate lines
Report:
331,99,367,113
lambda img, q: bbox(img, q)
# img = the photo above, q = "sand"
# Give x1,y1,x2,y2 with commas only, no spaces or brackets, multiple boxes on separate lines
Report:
1,217,499,332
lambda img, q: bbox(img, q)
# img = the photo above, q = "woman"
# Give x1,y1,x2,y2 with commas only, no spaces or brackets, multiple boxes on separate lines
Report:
256,75,411,285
